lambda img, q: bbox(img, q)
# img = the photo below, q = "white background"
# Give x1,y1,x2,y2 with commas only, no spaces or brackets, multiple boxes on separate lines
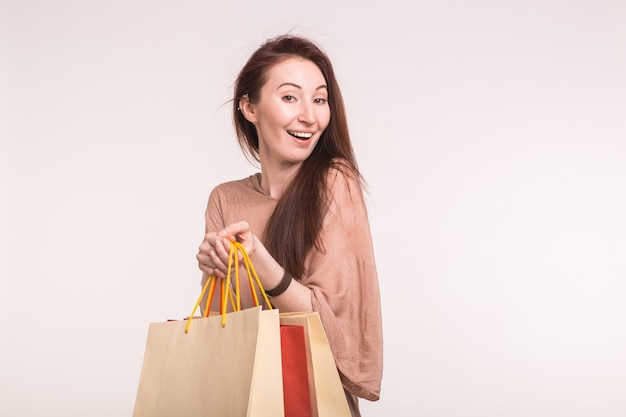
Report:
2,1,626,416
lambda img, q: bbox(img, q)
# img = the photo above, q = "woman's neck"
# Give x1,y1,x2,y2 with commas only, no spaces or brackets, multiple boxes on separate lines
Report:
259,160,301,199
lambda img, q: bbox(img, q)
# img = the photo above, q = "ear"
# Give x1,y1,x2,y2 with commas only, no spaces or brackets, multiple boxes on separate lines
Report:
239,95,257,124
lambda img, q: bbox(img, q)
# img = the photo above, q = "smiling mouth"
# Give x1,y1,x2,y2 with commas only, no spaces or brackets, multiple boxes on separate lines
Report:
288,130,313,140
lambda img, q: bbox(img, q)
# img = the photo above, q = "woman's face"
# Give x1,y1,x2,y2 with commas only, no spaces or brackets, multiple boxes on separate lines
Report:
242,57,331,167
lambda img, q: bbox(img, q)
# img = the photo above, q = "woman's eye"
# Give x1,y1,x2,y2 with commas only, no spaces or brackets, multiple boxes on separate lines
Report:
314,98,327,104
283,95,296,102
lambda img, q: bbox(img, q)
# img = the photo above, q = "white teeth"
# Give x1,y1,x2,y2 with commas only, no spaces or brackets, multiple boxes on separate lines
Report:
289,131,313,139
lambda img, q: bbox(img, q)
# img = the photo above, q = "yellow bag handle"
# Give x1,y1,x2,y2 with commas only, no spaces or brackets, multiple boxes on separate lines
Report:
185,241,273,333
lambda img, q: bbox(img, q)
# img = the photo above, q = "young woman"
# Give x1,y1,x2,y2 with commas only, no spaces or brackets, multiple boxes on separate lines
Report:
196,34,382,416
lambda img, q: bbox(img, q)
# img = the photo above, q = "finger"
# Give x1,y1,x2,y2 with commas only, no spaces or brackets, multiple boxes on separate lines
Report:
209,248,229,277
213,238,231,262
200,231,219,248
218,221,250,240
196,252,217,275
198,232,219,256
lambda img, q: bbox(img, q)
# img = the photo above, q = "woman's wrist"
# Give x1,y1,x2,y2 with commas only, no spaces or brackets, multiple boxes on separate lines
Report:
249,234,261,256
265,269,292,298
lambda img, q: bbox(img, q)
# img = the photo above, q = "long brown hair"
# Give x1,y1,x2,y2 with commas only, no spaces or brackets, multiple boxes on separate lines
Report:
233,34,362,278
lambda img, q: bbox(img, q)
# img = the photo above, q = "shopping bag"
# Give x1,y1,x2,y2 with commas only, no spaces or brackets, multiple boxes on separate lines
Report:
133,307,283,417
280,312,352,417
133,242,284,417
280,324,312,417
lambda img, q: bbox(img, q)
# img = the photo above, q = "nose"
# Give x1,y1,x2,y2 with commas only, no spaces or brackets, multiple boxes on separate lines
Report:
298,102,315,124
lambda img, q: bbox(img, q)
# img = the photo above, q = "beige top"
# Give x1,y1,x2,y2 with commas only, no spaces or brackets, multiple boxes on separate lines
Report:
203,168,383,401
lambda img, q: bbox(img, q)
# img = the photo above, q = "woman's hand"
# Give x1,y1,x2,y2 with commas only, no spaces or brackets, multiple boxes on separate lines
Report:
196,221,259,278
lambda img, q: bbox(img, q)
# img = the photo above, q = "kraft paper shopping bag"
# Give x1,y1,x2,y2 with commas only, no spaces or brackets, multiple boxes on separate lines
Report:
280,312,352,417
133,242,284,417
132,306,283,417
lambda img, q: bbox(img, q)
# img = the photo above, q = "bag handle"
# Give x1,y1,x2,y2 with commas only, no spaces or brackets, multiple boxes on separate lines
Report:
185,241,273,333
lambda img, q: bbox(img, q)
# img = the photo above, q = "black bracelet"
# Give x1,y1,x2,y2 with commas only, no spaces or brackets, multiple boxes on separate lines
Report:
265,270,292,298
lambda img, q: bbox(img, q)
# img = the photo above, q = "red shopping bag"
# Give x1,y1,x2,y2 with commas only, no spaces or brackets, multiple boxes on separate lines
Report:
280,325,312,417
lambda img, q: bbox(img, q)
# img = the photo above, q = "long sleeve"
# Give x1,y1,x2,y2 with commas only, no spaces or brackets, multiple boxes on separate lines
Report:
300,170,383,400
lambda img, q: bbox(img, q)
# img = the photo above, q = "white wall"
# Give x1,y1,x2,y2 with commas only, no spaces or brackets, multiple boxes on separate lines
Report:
2,1,625,416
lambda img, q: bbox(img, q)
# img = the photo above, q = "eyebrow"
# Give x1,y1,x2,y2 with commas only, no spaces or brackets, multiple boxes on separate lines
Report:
277,82,328,91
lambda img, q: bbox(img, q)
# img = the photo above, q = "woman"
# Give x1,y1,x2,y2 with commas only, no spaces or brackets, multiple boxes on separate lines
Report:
196,34,382,416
